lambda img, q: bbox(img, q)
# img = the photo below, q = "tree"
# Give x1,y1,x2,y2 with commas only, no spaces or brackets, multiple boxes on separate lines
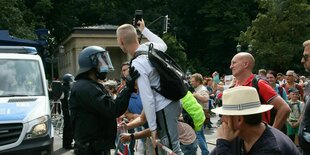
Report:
1,0,274,77
162,33,188,70
0,0,38,39
239,0,310,73
164,0,258,75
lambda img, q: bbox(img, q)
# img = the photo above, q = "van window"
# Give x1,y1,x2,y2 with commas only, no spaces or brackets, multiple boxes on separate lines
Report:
0,59,44,96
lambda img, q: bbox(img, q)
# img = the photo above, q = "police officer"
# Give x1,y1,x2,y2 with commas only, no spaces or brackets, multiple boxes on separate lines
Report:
61,73,74,149
69,46,139,155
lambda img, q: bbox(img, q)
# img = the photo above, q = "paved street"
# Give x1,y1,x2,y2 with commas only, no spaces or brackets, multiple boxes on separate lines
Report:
53,133,74,155
53,115,219,155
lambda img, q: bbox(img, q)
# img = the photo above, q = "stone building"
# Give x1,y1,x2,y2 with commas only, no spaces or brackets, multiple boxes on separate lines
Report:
57,25,136,80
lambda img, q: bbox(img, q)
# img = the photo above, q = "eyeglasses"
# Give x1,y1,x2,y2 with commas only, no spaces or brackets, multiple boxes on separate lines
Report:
302,54,310,60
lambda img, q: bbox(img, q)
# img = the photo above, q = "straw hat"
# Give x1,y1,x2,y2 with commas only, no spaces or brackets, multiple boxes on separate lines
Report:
211,86,273,115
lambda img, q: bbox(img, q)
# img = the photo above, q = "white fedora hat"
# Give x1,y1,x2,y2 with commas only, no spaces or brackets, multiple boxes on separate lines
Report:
211,86,273,115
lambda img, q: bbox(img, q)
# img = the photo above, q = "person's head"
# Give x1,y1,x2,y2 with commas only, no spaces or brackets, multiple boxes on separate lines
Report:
76,46,114,81
212,86,273,130
258,69,267,78
230,52,255,79
190,73,203,88
62,73,74,86
116,24,139,55
266,70,277,84
302,40,310,72
203,77,213,86
121,61,130,79
288,88,300,101
285,70,295,83
277,73,284,81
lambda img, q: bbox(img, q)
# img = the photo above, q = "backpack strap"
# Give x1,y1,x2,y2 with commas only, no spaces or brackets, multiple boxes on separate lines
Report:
251,77,265,103
130,50,148,67
289,101,302,115
130,43,155,66
148,43,154,52
251,77,270,124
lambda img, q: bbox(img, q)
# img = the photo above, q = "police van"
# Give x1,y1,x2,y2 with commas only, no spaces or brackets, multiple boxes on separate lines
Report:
0,46,53,155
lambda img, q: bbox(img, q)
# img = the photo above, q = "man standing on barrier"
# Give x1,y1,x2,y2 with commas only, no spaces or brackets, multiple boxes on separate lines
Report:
116,19,183,154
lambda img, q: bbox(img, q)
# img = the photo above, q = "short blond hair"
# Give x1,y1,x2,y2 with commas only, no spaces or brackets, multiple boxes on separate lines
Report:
258,69,267,76
303,40,310,47
116,24,138,45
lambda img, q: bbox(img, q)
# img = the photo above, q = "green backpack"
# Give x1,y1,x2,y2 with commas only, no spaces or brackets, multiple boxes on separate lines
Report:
181,91,206,131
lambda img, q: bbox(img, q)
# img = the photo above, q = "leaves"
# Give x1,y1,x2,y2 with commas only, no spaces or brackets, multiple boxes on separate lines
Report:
1,0,310,75
240,0,310,73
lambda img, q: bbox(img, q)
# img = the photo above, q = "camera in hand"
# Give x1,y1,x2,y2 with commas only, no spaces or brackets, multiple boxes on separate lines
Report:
134,10,143,26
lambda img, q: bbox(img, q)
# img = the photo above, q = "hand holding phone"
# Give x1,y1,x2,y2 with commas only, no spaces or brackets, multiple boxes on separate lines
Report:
134,10,143,26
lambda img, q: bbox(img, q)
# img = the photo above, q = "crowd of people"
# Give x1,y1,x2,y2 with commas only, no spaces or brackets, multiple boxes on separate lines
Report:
51,18,310,155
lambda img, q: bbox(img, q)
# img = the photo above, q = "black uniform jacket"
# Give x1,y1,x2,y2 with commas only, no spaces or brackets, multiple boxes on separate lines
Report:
69,76,131,150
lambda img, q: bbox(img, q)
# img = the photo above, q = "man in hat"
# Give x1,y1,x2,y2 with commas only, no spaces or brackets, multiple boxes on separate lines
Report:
210,86,300,155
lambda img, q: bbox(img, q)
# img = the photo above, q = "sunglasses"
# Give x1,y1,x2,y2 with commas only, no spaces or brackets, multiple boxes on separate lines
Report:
302,54,310,60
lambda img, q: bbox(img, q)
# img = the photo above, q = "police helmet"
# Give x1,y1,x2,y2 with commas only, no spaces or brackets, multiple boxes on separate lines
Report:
77,46,114,77
62,74,74,83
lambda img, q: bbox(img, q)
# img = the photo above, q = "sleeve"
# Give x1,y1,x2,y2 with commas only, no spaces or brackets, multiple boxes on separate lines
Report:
141,27,167,52
258,80,278,103
132,59,157,131
213,139,233,155
78,83,130,119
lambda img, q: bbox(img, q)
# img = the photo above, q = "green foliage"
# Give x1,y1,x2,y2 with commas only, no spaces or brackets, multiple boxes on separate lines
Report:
0,0,37,39
162,34,188,71
3,0,310,76
240,0,310,73
165,0,258,76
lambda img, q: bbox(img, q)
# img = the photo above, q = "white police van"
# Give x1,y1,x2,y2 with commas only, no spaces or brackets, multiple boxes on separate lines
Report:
0,46,53,155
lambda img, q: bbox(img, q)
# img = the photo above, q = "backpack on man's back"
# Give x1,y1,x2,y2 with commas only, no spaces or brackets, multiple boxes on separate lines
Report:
251,77,276,125
132,43,188,101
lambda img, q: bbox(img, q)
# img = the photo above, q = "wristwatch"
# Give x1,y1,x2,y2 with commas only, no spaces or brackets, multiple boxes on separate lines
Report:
130,133,135,140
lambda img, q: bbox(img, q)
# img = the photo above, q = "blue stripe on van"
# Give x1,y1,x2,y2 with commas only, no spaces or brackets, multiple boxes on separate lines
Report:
0,102,36,121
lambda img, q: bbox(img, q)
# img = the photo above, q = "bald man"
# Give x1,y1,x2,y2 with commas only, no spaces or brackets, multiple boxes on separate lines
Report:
230,52,290,129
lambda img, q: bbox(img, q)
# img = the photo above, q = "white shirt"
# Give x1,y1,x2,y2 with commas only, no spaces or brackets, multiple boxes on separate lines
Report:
132,27,171,131
194,85,209,109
